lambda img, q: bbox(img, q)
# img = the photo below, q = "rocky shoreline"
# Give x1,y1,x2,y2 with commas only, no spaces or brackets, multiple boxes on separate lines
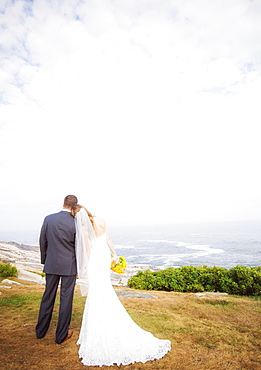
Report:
0,241,230,300
0,240,159,286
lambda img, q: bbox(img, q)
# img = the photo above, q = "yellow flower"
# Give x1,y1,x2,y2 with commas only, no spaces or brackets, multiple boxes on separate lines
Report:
111,256,127,274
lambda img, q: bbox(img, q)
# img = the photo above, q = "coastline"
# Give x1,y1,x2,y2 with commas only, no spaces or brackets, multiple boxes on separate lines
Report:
0,240,159,286
1,220,261,270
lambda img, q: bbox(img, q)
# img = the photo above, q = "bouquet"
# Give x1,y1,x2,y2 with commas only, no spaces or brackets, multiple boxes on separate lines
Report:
111,255,127,274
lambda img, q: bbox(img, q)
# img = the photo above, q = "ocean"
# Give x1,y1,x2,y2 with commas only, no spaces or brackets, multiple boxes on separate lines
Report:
110,220,261,269
0,220,260,269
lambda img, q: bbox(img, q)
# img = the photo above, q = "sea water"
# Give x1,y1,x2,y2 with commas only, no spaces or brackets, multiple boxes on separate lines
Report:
0,220,260,269
109,220,261,269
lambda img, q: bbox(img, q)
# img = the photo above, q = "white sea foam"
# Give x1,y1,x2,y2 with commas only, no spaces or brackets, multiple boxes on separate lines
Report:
139,240,225,254
138,239,192,248
176,241,191,247
139,239,178,244
186,244,224,254
115,244,135,249
127,243,226,266
186,244,210,250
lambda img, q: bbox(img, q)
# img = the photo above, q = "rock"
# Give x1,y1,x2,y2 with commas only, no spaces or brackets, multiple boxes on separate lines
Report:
0,242,45,285
0,241,159,287
0,285,12,289
17,268,45,284
115,289,158,299
195,292,228,297
0,241,42,270
1,279,23,285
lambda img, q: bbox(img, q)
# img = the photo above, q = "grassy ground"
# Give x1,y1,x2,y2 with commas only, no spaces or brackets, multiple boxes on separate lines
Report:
0,279,261,370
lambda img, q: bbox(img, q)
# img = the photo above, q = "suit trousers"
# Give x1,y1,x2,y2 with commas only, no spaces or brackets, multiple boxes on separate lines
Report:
36,274,76,344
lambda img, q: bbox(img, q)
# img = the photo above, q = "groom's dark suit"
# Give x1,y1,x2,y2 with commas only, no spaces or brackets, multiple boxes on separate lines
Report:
36,210,77,344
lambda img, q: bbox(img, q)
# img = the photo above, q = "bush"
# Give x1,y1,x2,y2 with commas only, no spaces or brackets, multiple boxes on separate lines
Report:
198,266,228,292
127,265,261,296
0,263,18,278
227,265,261,296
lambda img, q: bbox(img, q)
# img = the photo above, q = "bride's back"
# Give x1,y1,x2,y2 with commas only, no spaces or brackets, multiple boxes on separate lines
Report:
92,216,106,238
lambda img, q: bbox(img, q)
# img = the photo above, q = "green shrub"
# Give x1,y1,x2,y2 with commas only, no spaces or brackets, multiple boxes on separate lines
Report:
227,265,261,296
0,263,18,278
127,264,261,296
198,266,228,292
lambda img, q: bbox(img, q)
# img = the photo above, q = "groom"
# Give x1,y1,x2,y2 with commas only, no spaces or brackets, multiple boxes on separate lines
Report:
36,195,78,344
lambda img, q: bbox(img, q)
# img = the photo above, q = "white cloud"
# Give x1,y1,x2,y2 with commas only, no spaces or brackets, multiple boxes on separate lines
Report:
0,0,261,232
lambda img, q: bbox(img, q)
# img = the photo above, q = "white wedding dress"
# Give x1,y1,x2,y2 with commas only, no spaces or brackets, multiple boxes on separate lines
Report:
77,233,171,367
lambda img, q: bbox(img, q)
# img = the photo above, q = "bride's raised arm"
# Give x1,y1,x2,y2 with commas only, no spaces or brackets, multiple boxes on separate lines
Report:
96,216,117,260
106,228,117,259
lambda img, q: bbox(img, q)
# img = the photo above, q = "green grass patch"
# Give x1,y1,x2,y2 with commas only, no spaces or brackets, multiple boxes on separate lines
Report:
0,263,18,278
28,271,46,277
0,293,41,307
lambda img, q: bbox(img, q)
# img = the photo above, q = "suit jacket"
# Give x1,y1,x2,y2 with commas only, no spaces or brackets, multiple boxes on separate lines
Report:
39,211,77,276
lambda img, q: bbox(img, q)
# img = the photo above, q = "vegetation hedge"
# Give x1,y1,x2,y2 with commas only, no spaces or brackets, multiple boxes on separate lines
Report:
127,265,261,296
0,263,18,278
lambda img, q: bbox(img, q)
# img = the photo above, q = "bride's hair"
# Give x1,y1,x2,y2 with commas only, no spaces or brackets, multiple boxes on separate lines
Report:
71,204,95,228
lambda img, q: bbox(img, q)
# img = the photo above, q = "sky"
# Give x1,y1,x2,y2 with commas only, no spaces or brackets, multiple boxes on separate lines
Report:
1,0,261,233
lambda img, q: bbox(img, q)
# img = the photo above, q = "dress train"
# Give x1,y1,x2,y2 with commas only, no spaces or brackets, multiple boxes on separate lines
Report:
77,234,171,367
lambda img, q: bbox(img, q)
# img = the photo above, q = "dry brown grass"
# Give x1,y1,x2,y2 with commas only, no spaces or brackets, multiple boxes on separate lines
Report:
0,280,261,370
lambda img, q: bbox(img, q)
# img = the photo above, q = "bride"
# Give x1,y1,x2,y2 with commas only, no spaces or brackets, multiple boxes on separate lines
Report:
72,205,171,367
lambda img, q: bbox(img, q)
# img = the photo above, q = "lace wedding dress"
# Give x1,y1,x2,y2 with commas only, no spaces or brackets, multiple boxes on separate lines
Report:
76,232,171,367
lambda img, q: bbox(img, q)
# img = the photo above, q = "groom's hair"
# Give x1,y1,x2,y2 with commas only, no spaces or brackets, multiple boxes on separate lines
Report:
64,195,78,209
